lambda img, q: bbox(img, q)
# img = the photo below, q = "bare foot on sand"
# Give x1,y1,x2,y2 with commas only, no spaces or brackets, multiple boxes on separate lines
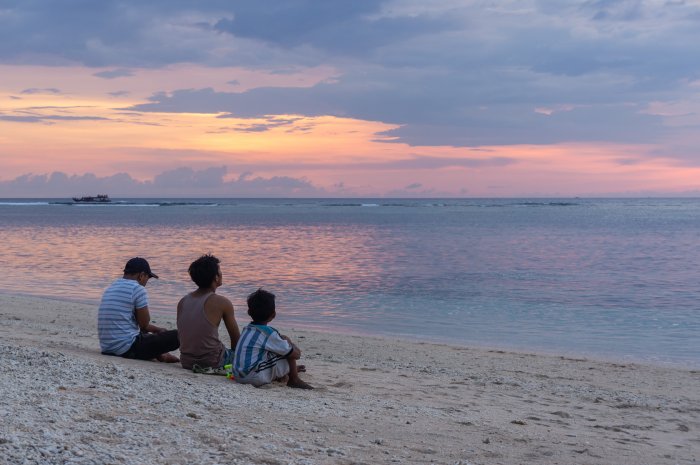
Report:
297,365,307,373
288,379,314,390
156,353,180,363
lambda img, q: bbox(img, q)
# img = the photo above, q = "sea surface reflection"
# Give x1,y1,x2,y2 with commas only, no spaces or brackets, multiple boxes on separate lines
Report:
1,198,699,367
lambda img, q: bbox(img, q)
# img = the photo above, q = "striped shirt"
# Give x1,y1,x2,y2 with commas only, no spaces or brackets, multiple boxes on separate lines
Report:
97,278,148,355
233,323,292,378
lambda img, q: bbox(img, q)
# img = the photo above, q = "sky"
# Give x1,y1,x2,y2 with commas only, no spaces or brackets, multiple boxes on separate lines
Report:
2,0,700,197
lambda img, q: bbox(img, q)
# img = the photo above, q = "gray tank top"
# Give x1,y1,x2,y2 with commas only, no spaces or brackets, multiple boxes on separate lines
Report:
177,292,225,370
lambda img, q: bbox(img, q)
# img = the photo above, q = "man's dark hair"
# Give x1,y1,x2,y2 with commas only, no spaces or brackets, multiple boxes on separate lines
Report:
188,254,220,288
247,288,276,323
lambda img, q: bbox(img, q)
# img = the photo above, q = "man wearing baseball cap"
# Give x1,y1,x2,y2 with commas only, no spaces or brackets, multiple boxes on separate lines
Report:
98,257,180,362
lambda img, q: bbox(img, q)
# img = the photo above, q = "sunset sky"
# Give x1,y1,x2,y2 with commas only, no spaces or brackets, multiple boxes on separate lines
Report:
2,1,700,197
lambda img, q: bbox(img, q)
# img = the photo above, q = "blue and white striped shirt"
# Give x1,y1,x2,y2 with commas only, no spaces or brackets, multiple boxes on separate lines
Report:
97,278,148,355
233,323,292,378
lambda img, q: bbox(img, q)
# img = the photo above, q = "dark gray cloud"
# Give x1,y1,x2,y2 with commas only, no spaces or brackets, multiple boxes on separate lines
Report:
126,79,664,146
0,1,227,67
3,1,700,150
93,68,133,79
213,1,456,56
378,105,664,146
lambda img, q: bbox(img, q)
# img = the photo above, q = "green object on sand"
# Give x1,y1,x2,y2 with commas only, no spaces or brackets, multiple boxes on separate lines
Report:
192,364,229,376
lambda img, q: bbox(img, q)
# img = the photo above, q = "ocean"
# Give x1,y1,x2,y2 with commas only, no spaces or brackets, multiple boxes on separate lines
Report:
1,198,698,368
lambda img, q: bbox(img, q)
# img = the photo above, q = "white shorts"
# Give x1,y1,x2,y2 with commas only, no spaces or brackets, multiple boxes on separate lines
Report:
236,359,290,387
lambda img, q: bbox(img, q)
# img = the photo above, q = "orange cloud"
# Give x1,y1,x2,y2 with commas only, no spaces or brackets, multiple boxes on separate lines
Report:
2,65,700,196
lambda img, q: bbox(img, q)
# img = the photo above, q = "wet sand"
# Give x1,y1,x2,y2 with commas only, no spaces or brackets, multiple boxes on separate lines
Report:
0,294,698,464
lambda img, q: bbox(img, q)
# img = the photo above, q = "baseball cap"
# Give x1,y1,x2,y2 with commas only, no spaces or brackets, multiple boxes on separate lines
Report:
124,257,159,279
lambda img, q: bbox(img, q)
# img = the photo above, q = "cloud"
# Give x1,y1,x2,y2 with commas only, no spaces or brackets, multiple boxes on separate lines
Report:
231,124,276,133
0,172,144,196
0,113,109,124
126,79,664,146
0,115,46,123
0,167,324,197
212,1,456,56
228,172,319,195
153,166,226,188
3,1,700,154
20,88,61,95
215,116,303,133
93,68,133,79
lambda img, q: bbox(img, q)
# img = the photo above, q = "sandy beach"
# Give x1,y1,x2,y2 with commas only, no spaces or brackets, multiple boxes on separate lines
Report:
0,294,698,465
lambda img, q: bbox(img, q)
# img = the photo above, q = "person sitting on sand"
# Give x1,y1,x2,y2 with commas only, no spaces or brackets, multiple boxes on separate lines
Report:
98,257,179,363
177,254,241,371
233,289,312,389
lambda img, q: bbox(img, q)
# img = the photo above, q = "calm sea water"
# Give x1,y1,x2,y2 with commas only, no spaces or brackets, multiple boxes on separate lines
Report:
0,198,698,368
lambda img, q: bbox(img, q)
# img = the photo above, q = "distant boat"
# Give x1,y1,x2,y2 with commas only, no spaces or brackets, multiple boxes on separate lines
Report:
72,194,111,203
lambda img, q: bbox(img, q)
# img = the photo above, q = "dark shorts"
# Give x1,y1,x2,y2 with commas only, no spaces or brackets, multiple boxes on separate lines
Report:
121,330,179,361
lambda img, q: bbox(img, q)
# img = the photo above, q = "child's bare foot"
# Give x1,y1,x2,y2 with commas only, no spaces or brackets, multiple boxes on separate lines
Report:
156,353,180,363
287,378,314,390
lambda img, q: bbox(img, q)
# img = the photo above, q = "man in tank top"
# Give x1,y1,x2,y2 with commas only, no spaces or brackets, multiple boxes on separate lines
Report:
177,254,241,370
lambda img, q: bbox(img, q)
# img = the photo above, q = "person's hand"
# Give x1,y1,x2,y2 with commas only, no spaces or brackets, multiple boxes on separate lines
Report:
151,326,166,333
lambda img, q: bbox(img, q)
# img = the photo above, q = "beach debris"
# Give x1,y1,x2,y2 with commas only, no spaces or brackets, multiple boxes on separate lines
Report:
510,420,527,425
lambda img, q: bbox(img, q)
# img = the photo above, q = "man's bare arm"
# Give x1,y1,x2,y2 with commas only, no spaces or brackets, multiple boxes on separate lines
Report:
135,307,164,333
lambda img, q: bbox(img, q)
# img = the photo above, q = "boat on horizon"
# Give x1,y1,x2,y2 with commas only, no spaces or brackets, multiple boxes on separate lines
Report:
72,194,111,203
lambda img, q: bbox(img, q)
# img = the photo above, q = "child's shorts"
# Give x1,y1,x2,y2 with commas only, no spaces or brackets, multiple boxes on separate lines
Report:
237,359,290,387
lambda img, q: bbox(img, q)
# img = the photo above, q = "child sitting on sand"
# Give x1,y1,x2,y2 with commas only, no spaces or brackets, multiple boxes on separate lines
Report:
233,289,313,390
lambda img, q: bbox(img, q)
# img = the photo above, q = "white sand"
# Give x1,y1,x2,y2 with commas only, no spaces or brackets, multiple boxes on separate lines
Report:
0,294,698,465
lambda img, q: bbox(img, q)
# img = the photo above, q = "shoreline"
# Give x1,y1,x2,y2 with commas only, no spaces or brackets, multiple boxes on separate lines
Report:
1,290,696,372
1,294,698,464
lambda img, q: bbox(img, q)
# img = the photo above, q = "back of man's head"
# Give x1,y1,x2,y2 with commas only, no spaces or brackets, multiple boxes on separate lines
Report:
188,254,220,288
